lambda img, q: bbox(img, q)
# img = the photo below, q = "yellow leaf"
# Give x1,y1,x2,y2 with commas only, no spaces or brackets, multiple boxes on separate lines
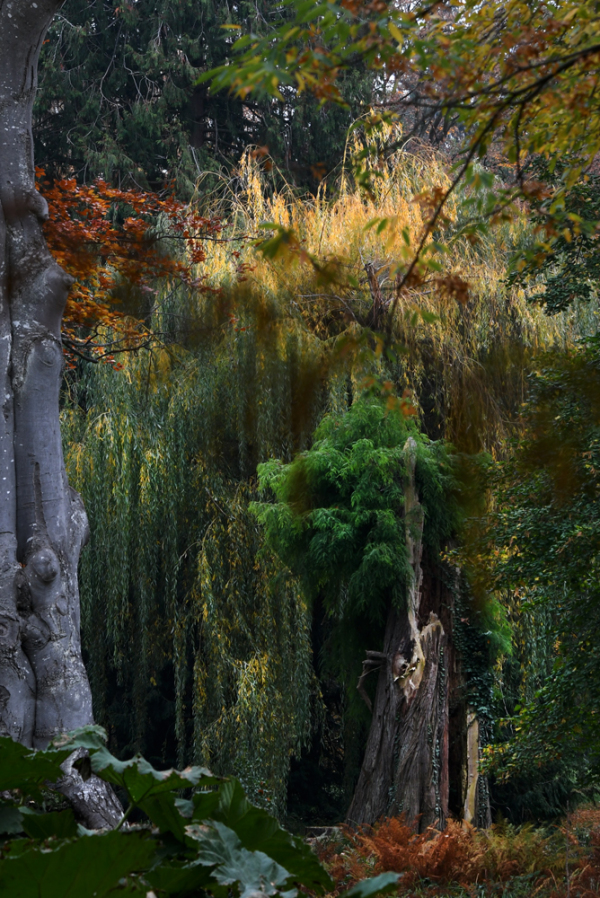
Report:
389,21,404,44
560,7,578,23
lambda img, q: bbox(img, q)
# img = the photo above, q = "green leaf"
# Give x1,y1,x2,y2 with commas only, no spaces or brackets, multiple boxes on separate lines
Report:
192,821,296,898
62,729,219,805
97,753,218,805
139,792,188,841
190,790,221,821
20,807,78,840
0,736,71,796
146,860,217,895
340,872,401,898
0,804,24,836
106,882,148,896
0,830,155,898
210,779,332,892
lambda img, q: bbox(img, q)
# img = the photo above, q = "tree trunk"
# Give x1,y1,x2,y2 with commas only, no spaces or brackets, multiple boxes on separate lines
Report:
0,0,121,828
347,441,491,831
347,438,450,831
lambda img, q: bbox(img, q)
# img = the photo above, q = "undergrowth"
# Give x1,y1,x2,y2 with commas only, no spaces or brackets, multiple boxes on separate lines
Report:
315,809,600,897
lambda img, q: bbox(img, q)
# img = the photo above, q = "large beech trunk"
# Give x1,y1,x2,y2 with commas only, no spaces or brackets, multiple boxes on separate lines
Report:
347,440,489,831
0,0,120,828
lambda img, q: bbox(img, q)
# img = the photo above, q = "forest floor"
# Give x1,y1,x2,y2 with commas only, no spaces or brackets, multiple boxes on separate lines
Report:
314,809,600,897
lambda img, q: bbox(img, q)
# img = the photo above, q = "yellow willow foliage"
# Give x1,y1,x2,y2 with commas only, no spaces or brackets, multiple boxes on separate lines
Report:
191,137,594,451
62,349,316,817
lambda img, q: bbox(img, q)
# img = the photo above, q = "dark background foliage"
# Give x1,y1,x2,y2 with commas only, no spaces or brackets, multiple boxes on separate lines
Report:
35,0,373,196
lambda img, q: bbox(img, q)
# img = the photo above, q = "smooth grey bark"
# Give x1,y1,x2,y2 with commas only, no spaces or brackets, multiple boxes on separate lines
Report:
0,0,121,828
347,438,450,831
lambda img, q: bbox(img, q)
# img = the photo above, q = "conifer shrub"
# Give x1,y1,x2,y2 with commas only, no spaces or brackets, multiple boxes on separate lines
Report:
253,393,455,620
251,391,456,757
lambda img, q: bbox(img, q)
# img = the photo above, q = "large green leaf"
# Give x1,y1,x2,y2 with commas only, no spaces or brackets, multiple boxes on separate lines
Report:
139,793,189,841
146,859,220,896
208,779,332,892
0,830,155,898
191,821,296,898
33,730,328,898
188,790,220,821
61,728,219,805
0,804,23,836
94,754,217,805
106,883,148,896
0,736,71,796
20,807,78,840
340,873,401,898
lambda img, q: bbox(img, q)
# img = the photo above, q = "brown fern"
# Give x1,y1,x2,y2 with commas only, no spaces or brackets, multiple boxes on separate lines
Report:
315,811,600,897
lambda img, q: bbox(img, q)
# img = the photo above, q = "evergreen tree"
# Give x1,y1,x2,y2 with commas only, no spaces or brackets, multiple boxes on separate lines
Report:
35,0,373,196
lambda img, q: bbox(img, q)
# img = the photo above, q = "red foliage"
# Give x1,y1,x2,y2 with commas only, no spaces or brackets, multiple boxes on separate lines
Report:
38,170,222,364
316,810,600,898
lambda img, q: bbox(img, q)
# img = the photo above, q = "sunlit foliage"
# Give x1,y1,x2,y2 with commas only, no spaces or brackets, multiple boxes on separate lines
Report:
198,147,583,451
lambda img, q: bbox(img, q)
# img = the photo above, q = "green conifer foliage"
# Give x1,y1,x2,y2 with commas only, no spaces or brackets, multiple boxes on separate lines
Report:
35,0,372,194
252,396,456,716
255,397,455,611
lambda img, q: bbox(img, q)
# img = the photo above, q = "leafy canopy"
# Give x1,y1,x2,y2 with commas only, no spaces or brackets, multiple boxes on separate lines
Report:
253,395,455,622
475,337,600,782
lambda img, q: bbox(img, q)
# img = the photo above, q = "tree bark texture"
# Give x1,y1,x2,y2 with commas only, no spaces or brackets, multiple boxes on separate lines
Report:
347,439,487,832
0,0,120,828
462,710,492,830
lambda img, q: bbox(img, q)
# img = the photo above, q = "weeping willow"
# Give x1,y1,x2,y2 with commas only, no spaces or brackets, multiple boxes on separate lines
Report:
191,143,587,453
61,295,339,815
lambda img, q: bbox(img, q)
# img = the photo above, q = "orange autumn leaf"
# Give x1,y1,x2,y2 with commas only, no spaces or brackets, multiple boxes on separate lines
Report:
38,169,222,364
